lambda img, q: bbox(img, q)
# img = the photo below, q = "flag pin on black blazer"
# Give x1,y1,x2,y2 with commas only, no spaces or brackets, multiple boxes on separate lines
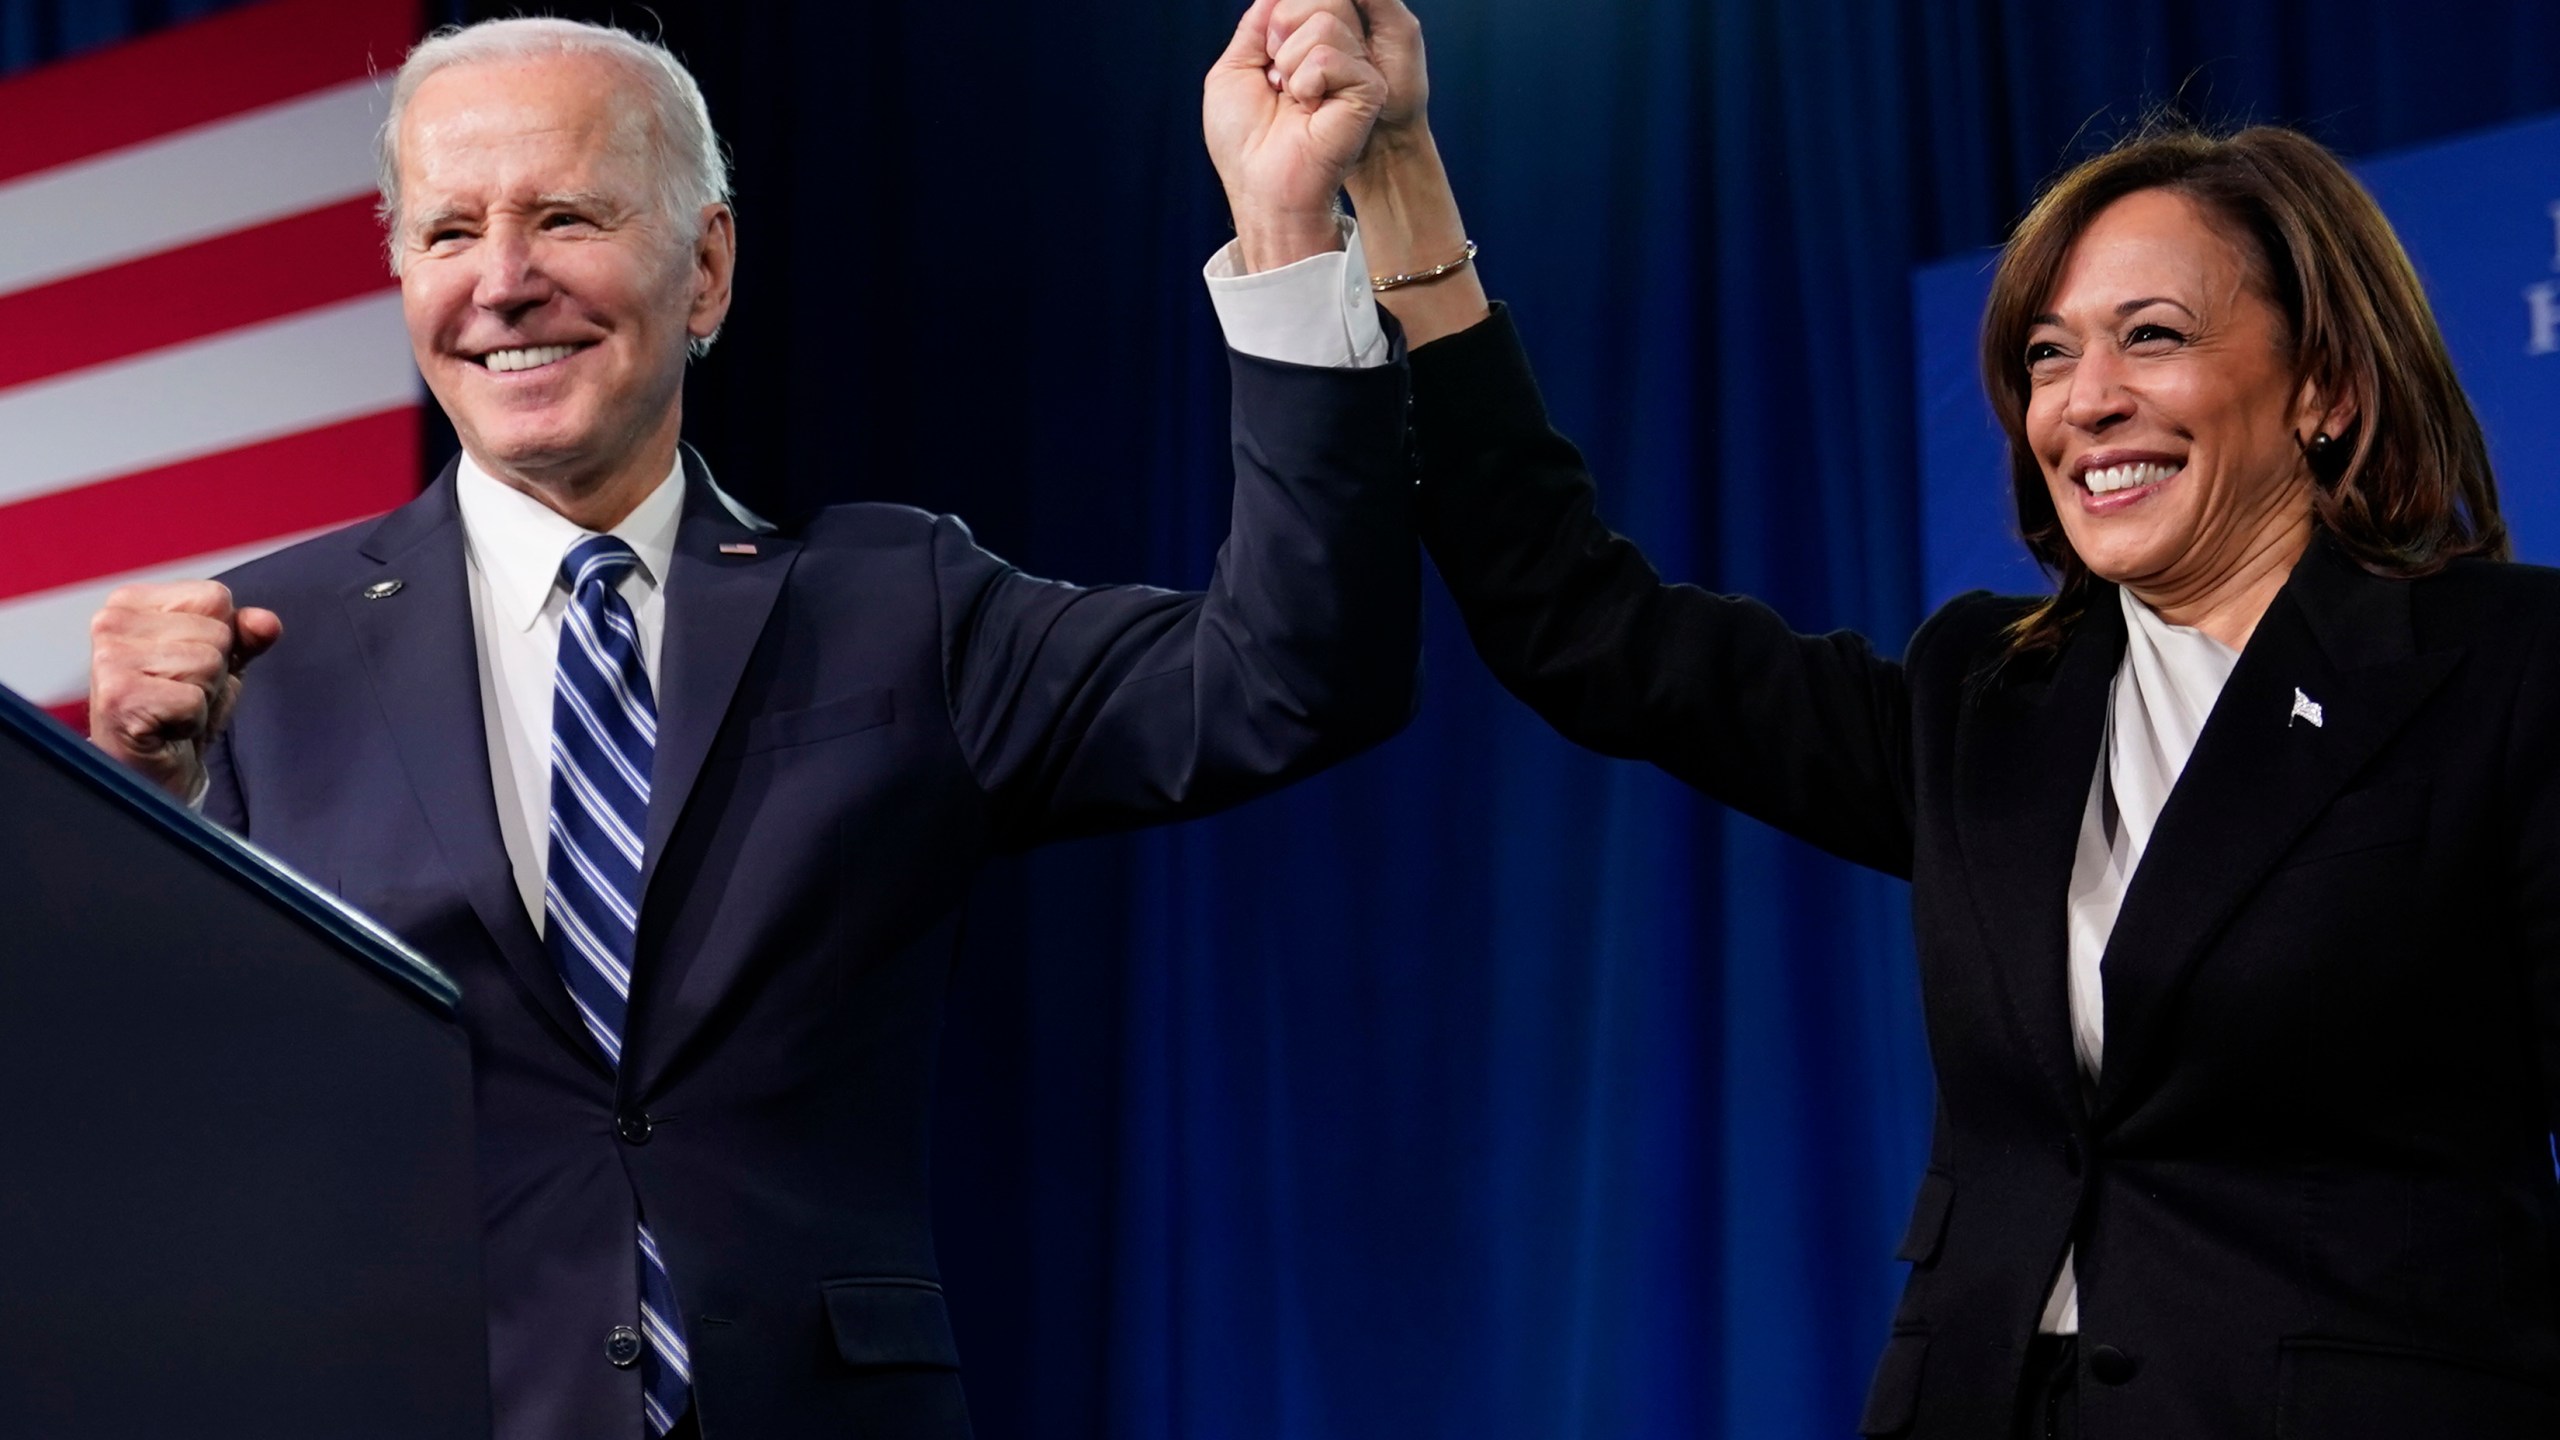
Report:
719,542,758,556
362,579,403,600
2290,687,2325,728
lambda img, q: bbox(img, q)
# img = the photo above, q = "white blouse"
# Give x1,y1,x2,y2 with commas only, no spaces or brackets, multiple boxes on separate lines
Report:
2040,587,2240,1334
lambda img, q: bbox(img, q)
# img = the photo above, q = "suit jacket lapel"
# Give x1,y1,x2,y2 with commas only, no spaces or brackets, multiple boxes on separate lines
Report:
626,454,799,1089
2092,537,2461,1121
342,465,603,1069
639,453,800,890
1953,595,2123,1121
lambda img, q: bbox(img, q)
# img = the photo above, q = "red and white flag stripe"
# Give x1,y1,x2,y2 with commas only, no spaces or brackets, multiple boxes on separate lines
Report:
0,0,423,727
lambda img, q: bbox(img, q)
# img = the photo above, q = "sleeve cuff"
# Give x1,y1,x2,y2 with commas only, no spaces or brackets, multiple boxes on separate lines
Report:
1204,216,1392,370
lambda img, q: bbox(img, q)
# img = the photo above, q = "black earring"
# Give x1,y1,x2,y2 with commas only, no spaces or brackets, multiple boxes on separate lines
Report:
2308,431,2336,455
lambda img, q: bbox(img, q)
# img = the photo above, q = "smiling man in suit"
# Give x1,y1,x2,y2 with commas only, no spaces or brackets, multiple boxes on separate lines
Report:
82,6,1411,1437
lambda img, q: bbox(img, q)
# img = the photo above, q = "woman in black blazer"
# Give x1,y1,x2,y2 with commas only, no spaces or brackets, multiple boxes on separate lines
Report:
1326,4,2559,1436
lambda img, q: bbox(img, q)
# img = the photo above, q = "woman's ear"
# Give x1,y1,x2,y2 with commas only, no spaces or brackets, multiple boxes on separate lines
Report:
2295,372,2359,450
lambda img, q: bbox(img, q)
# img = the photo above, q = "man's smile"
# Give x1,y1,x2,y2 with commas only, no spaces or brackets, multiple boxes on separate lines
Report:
470,342,592,373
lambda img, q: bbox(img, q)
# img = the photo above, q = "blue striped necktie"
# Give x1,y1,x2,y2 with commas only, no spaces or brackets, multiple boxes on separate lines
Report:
544,534,693,1436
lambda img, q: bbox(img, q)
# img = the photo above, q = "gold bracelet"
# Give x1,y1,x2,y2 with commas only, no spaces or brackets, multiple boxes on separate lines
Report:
1371,240,1479,292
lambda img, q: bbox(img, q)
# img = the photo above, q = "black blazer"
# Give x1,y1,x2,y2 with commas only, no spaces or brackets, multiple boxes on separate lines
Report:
1412,308,2560,1439
199,346,1419,1440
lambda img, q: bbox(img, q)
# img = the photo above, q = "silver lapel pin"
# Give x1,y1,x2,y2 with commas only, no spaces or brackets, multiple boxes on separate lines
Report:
362,579,403,600
2290,687,2325,729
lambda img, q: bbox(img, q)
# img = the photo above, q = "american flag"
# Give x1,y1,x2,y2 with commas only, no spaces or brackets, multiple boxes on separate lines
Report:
0,0,424,730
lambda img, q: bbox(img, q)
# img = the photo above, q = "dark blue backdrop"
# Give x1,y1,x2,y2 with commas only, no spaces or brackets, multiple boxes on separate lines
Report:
10,1,2560,1435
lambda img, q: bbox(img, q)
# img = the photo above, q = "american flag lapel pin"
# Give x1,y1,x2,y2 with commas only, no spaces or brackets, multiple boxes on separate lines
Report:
719,542,759,556
2289,687,2325,729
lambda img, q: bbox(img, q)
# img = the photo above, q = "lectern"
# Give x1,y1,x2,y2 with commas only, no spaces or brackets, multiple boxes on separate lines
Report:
0,688,486,1437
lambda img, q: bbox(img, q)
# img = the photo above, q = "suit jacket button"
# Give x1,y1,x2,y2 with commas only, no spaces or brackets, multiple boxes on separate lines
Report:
2088,1343,2138,1385
606,1325,644,1368
616,1113,652,1145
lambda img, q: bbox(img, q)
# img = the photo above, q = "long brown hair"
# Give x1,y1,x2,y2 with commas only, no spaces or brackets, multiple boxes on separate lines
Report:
1979,122,2507,656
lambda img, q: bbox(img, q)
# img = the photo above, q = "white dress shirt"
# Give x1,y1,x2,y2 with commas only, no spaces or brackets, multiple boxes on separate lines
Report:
451,232,1387,926
458,452,688,927
2041,586,2240,1334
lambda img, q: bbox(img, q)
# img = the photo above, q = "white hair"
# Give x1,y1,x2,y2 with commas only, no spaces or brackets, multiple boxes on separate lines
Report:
375,19,733,352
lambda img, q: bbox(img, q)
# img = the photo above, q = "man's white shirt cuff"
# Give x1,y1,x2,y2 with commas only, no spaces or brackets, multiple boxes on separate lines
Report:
1204,217,1391,371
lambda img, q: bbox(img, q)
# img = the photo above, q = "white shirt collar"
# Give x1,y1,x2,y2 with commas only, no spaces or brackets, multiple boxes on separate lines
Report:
455,451,687,633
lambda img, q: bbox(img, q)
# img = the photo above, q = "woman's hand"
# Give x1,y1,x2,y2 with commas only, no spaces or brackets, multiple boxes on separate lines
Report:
1345,0,1428,154
1326,0,1491,347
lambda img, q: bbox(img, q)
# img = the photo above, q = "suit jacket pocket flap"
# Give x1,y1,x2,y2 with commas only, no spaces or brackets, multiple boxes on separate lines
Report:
1858,1330,1928,1436
1894,1169,1954,1265
822,1278,960,1370
745,689,896,754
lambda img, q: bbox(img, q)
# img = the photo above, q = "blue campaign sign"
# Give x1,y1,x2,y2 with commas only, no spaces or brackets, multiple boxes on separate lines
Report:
1914,111,2560,609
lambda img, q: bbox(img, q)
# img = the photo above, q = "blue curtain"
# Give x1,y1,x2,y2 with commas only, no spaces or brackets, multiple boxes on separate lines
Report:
0,0,235,67
18,0,2560,1435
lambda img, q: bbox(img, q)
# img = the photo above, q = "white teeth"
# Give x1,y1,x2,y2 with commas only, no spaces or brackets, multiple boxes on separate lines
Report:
2083,461,2182,495
481,344,577,373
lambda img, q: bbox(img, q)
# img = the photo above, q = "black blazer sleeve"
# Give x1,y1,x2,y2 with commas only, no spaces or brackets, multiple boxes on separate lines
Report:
940,342,1422,851
1412,305,1924,878
2500,617,2560,1135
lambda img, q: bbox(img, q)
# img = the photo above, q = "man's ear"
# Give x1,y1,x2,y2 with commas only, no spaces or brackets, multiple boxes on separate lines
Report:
688,204,737,341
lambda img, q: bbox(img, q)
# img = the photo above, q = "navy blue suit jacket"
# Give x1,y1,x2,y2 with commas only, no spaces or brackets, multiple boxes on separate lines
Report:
201,346,1418,1439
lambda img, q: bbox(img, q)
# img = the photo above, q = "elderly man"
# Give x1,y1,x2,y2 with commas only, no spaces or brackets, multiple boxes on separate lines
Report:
85,5,1412,1437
